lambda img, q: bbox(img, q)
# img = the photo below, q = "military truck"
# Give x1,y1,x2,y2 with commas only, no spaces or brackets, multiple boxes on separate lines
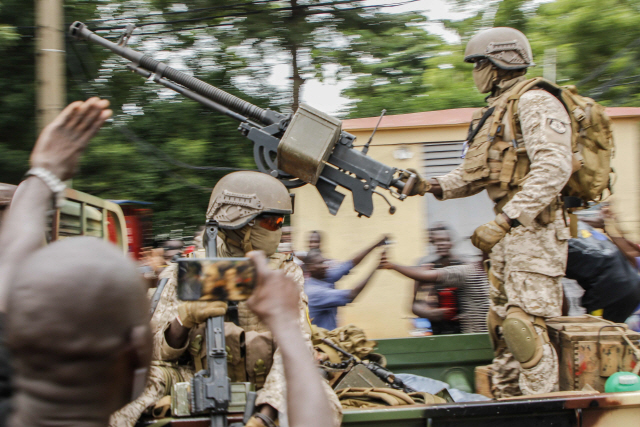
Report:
0,184,128,253
142,331,638,427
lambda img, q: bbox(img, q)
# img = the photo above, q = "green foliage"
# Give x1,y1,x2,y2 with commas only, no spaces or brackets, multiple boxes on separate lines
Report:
2,0,639,236
528,0,640,105
441,0,640,105
0,0,37,184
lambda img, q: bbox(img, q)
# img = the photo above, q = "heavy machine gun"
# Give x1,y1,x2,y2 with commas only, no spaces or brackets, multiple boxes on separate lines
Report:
69,22,418,218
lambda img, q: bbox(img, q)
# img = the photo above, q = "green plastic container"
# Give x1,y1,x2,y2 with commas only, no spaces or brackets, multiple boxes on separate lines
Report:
604,372,640,393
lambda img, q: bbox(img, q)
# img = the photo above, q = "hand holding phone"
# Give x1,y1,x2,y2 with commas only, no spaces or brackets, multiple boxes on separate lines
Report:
177,258,257,302
246,251,299,328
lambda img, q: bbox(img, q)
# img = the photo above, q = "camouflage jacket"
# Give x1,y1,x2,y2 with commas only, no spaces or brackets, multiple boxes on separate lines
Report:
150,253,313,413
436,76,573,228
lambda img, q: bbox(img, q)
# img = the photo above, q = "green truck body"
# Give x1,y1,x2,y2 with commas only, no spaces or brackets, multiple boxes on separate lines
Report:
150,333,640,427
343,333,640,427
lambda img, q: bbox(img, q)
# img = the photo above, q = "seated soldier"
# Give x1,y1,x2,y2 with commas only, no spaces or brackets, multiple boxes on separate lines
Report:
110,171,341,427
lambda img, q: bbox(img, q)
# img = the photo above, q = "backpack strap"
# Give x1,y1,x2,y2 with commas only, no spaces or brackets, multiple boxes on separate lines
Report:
488,78,542,190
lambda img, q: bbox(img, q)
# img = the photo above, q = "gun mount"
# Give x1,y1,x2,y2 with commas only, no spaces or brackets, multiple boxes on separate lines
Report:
69,21,418,217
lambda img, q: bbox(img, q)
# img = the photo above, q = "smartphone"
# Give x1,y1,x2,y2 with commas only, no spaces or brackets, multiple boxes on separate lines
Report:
176,257,257,302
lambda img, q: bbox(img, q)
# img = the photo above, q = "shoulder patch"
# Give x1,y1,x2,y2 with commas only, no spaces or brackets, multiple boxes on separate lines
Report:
548,118,567,134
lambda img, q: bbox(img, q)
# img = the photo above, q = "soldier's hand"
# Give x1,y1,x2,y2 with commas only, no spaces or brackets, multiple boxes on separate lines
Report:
400,168,431,196
471,214,511,253
177,301,228,328
246,251,299,328
30,97,112,180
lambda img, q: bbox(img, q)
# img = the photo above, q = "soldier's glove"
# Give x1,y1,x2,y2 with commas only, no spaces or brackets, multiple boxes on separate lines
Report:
471,214,512,253
245,414,276,427
177,301,228,328
400,168,431,196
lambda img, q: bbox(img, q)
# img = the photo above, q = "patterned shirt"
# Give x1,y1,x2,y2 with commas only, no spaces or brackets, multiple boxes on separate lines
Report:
437,263,490,334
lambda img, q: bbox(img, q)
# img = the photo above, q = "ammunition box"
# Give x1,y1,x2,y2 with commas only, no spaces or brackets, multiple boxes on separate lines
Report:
547,316,640,392
277,103,342,185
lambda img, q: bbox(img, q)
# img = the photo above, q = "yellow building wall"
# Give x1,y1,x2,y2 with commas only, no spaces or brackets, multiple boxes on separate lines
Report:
291,125,468,339
291,117,640,339
609,118,640,240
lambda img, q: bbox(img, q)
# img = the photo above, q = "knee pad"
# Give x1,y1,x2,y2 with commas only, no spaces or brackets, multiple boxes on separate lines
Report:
487,309,505,351
502,307,549,369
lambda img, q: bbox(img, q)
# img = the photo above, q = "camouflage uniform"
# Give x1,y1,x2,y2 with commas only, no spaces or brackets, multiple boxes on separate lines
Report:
435,76,572,396
110,252,342,426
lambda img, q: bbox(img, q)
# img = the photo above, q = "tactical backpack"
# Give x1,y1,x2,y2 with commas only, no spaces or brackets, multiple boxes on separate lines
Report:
504,77,615,205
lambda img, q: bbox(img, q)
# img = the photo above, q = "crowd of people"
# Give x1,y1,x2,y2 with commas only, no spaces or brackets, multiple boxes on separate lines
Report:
2,24,640,427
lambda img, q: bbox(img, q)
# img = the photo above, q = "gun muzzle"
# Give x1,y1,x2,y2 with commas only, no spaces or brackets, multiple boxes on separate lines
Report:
68,22,284,126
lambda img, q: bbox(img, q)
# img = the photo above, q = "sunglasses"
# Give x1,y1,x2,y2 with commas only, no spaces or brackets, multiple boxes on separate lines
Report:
257,215,285,231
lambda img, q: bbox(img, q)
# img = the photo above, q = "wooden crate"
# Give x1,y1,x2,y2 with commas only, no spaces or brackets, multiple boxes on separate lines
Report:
547,316,640,392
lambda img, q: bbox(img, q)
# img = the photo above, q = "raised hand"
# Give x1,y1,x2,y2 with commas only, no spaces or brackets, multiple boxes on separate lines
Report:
246,251,299,328
30,97,112,180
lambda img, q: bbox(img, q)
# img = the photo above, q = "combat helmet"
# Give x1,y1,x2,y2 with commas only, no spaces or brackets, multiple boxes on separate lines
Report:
464,27,534,70
206,171,292,229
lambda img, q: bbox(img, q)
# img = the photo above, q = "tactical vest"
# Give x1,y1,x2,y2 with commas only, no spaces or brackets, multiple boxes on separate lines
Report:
461,77,614,213
188,253,302,389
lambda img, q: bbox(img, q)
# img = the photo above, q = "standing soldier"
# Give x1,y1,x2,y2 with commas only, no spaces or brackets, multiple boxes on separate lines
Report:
110,171,341,427
410,28,573,397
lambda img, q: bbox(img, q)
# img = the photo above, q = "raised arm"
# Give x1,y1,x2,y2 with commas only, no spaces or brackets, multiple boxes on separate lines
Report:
0,98,111,311
348,262,380,301
350,235,387,267
379,251,440,282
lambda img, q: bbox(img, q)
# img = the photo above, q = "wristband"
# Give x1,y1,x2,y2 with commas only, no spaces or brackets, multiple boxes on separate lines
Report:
24,167,66,208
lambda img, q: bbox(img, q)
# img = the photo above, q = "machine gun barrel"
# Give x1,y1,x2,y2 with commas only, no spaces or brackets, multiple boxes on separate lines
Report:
70,21,419,217
69,22,284,126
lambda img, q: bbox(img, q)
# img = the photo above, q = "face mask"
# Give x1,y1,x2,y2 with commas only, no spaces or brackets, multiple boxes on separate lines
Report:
473,61,497,93
217,228,246,258
242,223,282,257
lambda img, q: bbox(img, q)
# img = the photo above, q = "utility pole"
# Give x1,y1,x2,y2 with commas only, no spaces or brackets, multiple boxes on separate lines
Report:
35,0,65,132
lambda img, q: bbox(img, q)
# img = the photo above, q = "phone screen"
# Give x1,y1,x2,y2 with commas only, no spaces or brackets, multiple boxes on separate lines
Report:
176,257,257,301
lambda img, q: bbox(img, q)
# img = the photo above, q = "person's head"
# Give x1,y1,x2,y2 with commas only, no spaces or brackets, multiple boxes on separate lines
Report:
207,171,292,257
308,230,322,251
429,224,454,259
304,250,328,280
464,27,533,94
6,237,152,426
163,239,184,262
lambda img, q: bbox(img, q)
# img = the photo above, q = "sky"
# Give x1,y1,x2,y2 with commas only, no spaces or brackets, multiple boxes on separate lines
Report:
268,0,474,115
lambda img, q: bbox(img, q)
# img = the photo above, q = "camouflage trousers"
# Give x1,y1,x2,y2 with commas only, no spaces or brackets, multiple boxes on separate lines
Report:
109,363,193,427
489,314,559,397
488,217,567,397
